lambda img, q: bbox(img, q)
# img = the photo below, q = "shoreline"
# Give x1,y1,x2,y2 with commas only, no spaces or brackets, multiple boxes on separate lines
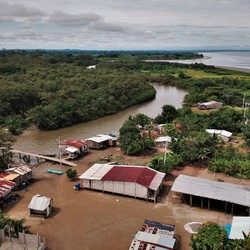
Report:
216,65,250,73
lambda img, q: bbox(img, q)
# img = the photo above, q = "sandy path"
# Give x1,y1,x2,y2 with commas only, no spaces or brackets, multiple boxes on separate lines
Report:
4,148,248,250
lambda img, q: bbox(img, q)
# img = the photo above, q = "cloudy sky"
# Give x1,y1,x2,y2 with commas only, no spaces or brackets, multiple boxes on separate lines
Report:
0,0,249,50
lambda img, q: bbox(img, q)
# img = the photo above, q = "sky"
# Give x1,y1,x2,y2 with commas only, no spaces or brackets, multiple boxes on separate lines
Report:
0,0,250,50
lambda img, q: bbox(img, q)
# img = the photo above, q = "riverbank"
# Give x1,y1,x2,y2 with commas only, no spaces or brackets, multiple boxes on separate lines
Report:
6,147,249,250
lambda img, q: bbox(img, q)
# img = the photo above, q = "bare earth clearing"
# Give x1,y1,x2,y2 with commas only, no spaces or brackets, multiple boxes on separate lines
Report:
5,148,250,250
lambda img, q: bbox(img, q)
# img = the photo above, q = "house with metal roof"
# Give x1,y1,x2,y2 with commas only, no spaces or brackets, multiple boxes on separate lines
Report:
129,219,177,250
5,165,32,185
198,101,222,110
28,194,53,217
206,129,233,142
60,140,89,159
79,164,165,202
85,134,117,150
171,175,250,215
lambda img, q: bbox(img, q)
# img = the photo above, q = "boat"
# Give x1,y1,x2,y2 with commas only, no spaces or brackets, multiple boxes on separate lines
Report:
46,169,63,175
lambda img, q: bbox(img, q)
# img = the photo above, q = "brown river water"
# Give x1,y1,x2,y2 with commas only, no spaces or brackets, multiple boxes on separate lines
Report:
14,83,187,155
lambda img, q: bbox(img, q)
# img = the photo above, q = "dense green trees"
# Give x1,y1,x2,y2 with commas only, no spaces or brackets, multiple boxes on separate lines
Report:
119,115,154,155
190,221,250,250
0,51,156,131
0,129,14,171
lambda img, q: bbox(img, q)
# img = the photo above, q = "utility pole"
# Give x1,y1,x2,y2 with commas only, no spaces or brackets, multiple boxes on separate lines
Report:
58,137,62,168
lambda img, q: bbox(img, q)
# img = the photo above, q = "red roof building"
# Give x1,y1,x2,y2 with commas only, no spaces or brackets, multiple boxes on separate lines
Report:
80,164,165,203
0,179,16,199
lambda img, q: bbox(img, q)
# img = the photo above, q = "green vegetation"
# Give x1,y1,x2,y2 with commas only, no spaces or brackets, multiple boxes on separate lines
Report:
66,168,77,179
119,114,154,155
190,221,250,250
0,50,159,132
0,213,29,238
0,129,14,171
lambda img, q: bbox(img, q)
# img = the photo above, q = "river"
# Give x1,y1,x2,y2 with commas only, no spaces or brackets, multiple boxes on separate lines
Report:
13,83,187,154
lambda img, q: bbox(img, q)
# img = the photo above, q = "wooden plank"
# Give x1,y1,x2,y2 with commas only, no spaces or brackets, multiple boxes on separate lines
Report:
11,150,77,167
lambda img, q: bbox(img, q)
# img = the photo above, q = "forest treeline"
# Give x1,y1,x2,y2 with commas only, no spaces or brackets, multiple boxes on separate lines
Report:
0,50,203,134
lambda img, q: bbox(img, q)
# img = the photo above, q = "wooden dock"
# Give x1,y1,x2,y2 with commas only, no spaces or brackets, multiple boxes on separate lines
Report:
11,150,77,167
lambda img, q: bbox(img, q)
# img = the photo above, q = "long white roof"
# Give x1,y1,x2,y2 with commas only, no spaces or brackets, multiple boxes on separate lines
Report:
85,134,117,143
171,174,250,207
206,129,233,138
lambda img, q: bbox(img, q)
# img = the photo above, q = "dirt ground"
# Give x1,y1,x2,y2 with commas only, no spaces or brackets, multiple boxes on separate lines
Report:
4,147,250,250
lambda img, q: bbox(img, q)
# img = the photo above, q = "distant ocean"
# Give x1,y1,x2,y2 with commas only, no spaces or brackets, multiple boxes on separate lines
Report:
169,51,250,72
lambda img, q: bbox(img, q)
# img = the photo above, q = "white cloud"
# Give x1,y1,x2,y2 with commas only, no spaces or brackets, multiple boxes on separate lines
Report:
0,0,249,49
49,11,102,27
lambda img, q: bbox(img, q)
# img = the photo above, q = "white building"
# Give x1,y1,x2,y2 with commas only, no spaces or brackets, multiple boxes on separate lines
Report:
85,134,117,149
206,129,233,142
28,194,53,217
79,164,165,203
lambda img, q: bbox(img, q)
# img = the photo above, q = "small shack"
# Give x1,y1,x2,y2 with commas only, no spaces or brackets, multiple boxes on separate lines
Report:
155,136,172,148
198,101,222,110
28,194,53,217
5,165,32,185
80,164,165,203
129,219,177,250
85,134,117,150
206,129,233,142
60,140,89,159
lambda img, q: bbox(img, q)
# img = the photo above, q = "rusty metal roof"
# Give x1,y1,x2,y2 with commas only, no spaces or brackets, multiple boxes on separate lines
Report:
62,140,87,149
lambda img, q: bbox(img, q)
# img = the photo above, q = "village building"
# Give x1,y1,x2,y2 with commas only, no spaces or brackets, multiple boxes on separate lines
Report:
85,134,117,150
5,165,32,186
229,216,250,239
155,136,172,148
60,139,89,160
0,179,16,205
206,129,233,142
79,164,165,203
129,219,177,250
171,175,250,215
198,101,223,110
28,194,53,217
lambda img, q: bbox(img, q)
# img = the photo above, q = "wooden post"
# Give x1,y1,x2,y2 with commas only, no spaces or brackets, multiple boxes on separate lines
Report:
201,197,203,208
225,202,228,214
19,153,22,162
190,195,193,207
208,199,210,210
231,203,234,214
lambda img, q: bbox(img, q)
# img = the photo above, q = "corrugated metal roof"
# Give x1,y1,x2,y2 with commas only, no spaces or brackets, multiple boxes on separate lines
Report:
6,165,32,175
155,136,172,143
171,174,250,207
4,174,20,181
0,180,16,198
229,216,250,239
135,231,176,249
62,140,87,149
79,164,113,180
80,164,165,190
206,129,233,138
65,146,78,153
28,194,52,211
85,134,117,143
101,166,156,188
